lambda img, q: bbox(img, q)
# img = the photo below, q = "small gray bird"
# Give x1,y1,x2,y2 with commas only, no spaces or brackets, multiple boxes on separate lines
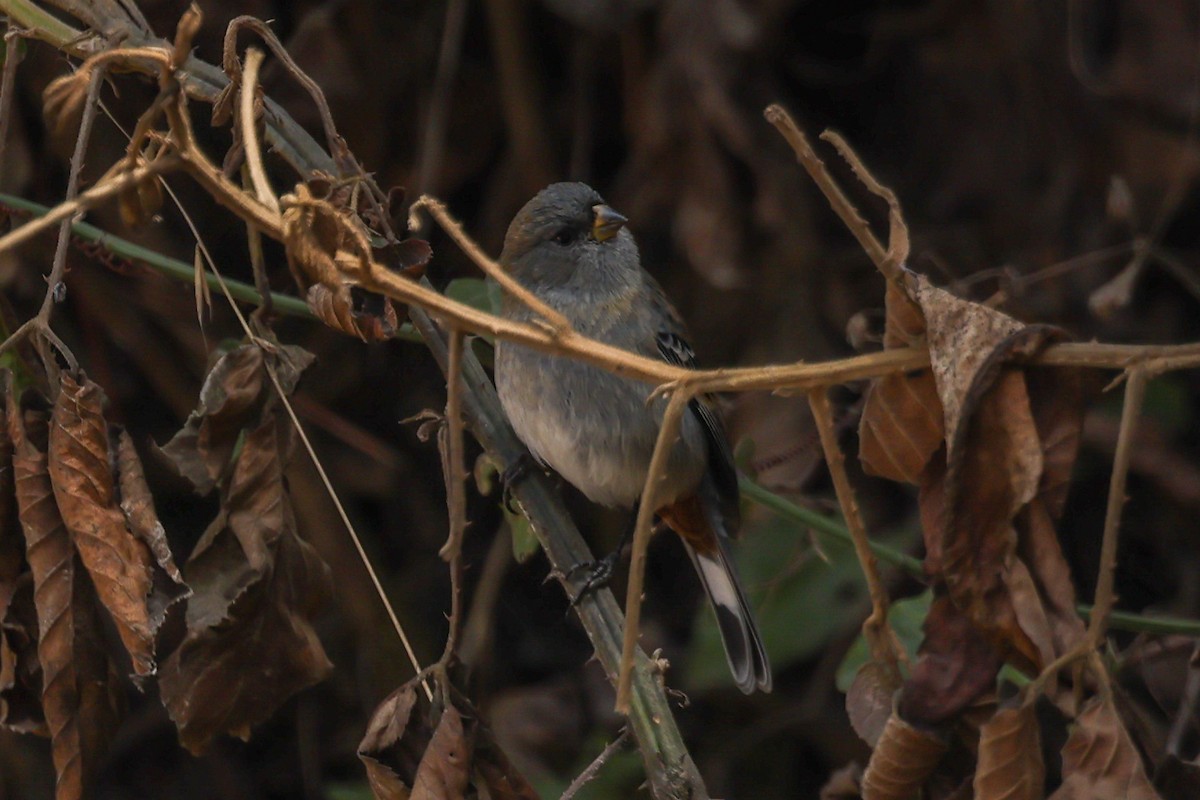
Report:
494,182,771,693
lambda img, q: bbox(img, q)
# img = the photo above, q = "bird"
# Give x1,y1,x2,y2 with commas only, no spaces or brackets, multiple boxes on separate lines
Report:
493,182,771,694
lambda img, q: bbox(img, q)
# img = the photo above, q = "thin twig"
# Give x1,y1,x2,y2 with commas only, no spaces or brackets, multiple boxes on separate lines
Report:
0,25,26,178
42,65,106,321
415,0,468,202
560,728,632,800
808,388,905,681
821,130,910,282
1088,367,1147,646
408,194,571,334
239,47,278,215
616,388,691,715
439,329,467,664
765,104,886,269
0,157,179,255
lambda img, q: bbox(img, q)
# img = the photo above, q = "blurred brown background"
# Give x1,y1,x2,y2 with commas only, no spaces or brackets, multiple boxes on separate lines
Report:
2,1,1199,797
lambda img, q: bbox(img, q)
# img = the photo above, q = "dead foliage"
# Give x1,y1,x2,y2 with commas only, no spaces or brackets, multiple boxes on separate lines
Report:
1,2,1199,800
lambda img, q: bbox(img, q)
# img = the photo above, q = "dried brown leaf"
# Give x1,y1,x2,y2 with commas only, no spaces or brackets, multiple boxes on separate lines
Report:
10,386,123,796
49,373,156,677
1049,695,1163,800
914,275,1024,452
160,346,268,494
847,661,899,748
898,591,1005,725
860,369,943,483
412,703,471,800
115,430,190,638
861,708,949,800
159,411,332,754
0,382,20,623
306,283,399,342
360,684,425,800
358,679,536,800
42,71,89,140
116,430,184,584
0,575,47,735
859,277,945,482
974,700,1044,800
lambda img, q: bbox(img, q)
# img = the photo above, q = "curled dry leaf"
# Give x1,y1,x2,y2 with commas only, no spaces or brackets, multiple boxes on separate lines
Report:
0,575,47,735
860,280,944,483
974,698,1044,800
116,161,165,228
1049,694,1163,800
42,70,90,141
411,704,470,800
359,678,537,800
160,346,271,494
898,590,1004,726
158,341,332,754
0,386,20,622
9,382,124,797
861,709,949,800
306,283,399,342
115,430,190,636
48,373,157,677
862,272,1088,731
847,661,899,748
281,182,430,340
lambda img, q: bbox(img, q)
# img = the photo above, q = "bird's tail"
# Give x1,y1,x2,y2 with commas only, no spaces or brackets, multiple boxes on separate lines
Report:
684,537,772,694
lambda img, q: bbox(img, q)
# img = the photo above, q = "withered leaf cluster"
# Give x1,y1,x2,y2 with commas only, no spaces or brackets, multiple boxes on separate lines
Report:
848,274,1165,799
358,676,538,800
0,335,337,797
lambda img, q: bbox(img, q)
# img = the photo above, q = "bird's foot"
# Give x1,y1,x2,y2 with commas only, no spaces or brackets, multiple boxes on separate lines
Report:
500,453,537,514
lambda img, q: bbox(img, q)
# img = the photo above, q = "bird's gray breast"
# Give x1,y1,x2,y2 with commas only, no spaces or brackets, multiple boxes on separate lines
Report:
496,342,706,508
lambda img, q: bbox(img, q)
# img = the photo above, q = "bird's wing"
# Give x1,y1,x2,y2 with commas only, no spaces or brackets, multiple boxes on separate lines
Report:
649,297,741,536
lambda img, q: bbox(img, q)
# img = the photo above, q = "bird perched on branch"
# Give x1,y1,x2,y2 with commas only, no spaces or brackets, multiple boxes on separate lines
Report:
494,182,771,694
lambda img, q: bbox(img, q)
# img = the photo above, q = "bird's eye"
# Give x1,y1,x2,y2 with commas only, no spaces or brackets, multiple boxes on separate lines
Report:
551,227,578,246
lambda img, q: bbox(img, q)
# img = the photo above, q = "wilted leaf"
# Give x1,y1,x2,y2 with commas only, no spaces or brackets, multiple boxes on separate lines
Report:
10,386,123,797
160,346,269,494
116,431,184,584
860,368,943,483
847,661,898,748
0,382,20,622
913,275,1024,453
0,575,46,735
306,282,399,342
411,704,470,800
360,684,425,800
861,708,949,800
159,413,333,754
1049,694,1162,800
161,343,314,494
42,70,89,140
898,591,1004,725
48,372,156,677
974,699,1044,800
859,279,944,483
358,678,536,800
115,430,190,637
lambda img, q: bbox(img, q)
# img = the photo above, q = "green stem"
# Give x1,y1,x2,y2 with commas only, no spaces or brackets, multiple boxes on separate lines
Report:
0,192,422,341
740,475,1200,637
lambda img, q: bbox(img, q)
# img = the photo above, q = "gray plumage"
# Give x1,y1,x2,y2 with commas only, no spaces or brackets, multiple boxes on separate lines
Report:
494,182,771,693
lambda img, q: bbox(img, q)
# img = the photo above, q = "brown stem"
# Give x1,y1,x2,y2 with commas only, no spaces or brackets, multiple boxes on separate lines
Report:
440,328,467,667
1089,366,1147,645
808,388,904,681
616,388,691,715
